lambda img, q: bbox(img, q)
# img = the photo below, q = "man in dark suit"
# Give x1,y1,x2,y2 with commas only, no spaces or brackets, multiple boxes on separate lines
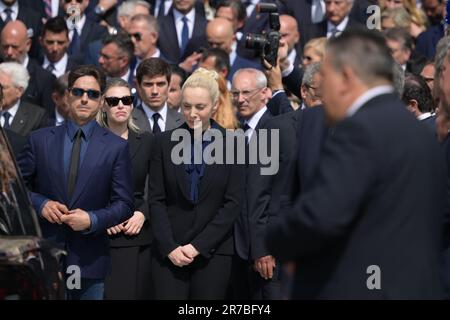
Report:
39,17,80,78
0,0,43,59
157,0,208,64
1,20,56,114
18,65,134,300
301,0,364,47
133,58,184,133
61,0,108,64
231,67,275,299
266,29,446,299
0,62,48,136
416,23,445,60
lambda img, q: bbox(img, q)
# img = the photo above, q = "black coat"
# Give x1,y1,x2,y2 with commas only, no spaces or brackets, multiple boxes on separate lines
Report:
267,93,446,299
109,130,153,247
25,59,56,114
149,122,244,259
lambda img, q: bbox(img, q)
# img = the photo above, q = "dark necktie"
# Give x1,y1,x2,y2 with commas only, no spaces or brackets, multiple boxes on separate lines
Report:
243,123,251,144
67,129,83,198
3,8,12,23
152,113,162,133
181,16,189,54
46,63,55,73
2,111,11,129
68,27,80,55
157,0,166,17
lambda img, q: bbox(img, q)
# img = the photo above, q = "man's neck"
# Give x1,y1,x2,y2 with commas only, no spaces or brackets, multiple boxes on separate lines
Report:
144,102,165,113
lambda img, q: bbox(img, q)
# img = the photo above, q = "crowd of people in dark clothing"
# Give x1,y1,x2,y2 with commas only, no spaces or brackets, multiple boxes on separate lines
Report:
1,0,450,300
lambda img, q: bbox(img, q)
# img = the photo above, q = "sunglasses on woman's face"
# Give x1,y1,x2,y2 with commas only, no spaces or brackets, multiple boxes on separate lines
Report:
105,95,135,107
64,0,83,4
70,87,101,100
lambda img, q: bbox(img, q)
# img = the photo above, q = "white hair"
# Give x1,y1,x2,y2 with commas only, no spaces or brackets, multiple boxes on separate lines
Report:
117,0,150,17
0,62,30,91
232,68,267,88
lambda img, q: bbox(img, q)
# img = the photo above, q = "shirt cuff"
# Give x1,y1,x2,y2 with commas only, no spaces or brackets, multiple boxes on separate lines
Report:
82,211,97,234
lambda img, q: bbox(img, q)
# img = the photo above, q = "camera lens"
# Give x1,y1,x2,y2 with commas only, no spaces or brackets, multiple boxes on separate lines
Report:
245,33,267,51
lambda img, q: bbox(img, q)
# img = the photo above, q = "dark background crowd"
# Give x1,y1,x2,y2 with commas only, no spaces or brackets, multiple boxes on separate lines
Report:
1,0,450,300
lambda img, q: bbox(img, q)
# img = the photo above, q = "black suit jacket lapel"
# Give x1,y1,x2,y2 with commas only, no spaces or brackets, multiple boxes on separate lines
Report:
166,14,181,58
128,130,141,160
10,102,27,134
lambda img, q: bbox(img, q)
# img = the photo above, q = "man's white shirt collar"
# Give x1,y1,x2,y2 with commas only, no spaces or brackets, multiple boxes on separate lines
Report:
142,102,168,131
346,85,394,118
43,53,68,77
327,16,349,38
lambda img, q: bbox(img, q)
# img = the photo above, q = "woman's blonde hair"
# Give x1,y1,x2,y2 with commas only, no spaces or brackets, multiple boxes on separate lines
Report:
96,78,140,133
380,0,428,28
182,68,220,105
214,74,238,129
304,37,327,60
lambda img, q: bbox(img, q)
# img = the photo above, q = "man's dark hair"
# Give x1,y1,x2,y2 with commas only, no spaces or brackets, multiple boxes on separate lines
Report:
201,47,231,74
102,32,135,62
402,73,434,113
52,73,69,96
170,64,188,87
215,0,246,23
384,27,414,51
327,28,395,86
42,16,69,38
68,65,106,92
136,58,171,84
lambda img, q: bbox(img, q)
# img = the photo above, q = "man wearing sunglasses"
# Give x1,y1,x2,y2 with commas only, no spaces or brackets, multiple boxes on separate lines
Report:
18,65,134,300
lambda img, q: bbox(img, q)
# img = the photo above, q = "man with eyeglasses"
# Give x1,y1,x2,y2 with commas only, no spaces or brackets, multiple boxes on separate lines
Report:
231,67,276,299
18,65,134,300
98,33,136,86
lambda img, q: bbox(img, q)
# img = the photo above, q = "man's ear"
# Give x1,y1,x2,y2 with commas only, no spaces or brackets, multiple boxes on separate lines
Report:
300,84,307,100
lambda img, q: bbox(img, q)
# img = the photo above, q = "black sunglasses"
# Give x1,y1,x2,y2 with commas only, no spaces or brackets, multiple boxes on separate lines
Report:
64,0,83,3
129,32,142,42
70,87,101,100
105,96,135,107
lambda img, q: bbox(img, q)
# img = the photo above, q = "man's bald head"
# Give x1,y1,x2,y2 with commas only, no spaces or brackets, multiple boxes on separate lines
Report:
1,20,31,63
280,15,300,52
206,18,235,54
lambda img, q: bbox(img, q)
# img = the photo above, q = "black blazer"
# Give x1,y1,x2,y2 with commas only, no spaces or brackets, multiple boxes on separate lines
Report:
25,58,56,115
4,127,27,159
267,94,446,299
149,122,244,259
70,18,108,64
10,100,49,137
157,10,208,64
109,130,153,247
247,110,298,260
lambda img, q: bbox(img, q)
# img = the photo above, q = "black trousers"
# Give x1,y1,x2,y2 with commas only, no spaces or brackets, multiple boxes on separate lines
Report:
151,249,232,300
231,256,282,300
105,245,152,300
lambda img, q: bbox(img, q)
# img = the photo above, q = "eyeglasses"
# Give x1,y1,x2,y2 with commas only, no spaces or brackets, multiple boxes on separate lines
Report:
70,87,101,100
230,87,263,100
105,95,135,107
129,32,142,42
64,0,83,3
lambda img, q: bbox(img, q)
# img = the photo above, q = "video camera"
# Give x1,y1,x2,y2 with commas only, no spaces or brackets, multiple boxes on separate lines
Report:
245,3,280,69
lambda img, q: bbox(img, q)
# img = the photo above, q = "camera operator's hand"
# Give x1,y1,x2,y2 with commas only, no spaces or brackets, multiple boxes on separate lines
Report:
263,58,283,91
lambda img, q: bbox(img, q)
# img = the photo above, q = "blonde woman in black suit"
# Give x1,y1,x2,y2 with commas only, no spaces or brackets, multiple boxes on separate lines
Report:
97,78,153,299
149,68,244,299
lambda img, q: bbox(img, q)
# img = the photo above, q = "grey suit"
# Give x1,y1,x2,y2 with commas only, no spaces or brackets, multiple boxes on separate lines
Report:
10,101,49,137
132,106,184,133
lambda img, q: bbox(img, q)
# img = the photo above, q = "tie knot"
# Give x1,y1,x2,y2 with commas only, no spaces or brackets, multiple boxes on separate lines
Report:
74,129,84,140
3,111,11,120
243,123,251,131
152,113,161,121
182,16,188,23
4,8,12,14
47,63,55,72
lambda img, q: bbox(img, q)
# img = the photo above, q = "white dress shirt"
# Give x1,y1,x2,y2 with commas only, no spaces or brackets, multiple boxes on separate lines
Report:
311,0,325,24
244,105,268,142
173,8,195,49
327,16,349,38
68,14,86,41
0,1,18,22
1,101,20,127
142,102,168,132
43,53,68,78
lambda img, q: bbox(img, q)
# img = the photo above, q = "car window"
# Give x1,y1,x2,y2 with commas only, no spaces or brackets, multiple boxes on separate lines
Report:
0,129,39,236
